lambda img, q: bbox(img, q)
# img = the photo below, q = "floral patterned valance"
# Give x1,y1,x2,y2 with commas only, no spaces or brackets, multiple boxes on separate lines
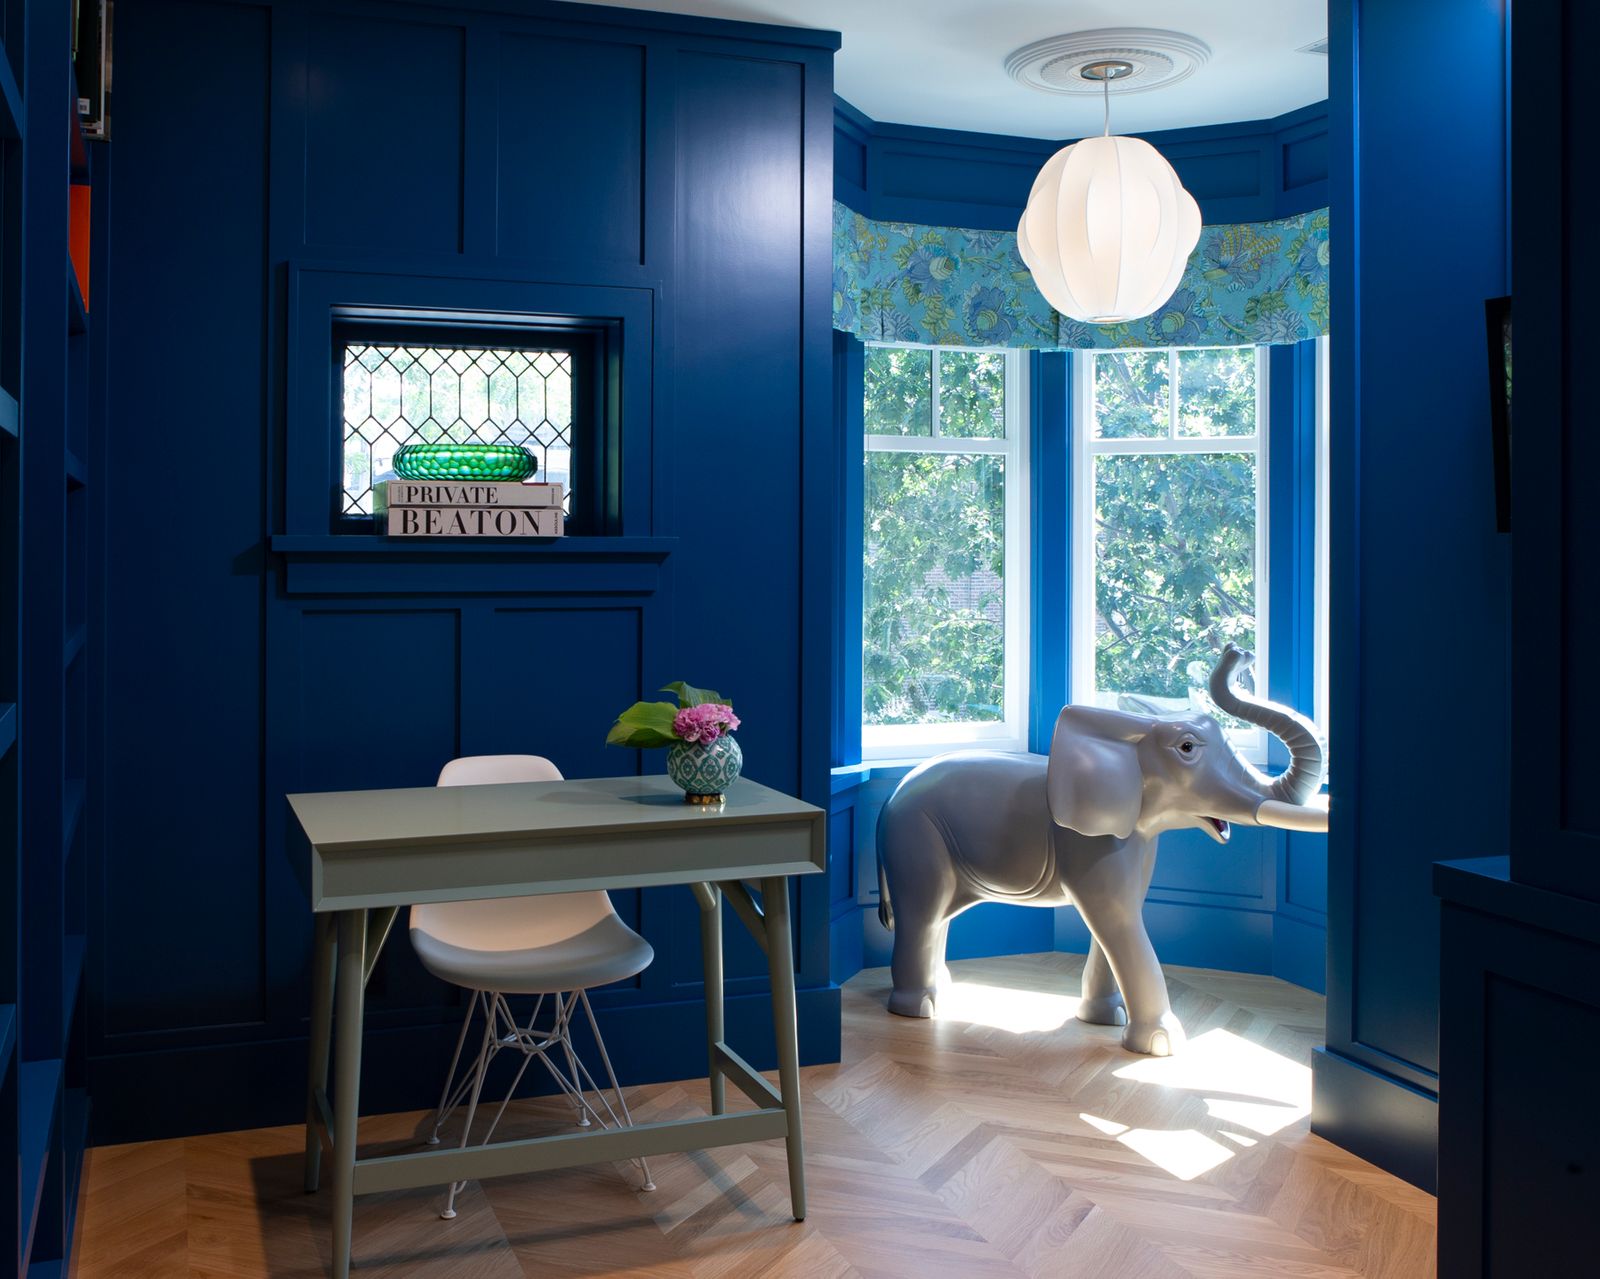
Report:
832,201,1330,350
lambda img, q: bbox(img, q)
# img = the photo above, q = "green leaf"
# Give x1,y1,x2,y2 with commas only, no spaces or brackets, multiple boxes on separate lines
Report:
605,700,680,749
659,681,729,710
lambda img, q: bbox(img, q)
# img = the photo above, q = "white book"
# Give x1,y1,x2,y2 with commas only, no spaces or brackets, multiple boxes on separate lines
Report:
384,506,566,538
375,479,564,511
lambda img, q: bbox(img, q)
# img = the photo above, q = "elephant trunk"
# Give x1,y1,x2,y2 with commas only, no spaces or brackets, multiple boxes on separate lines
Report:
1208,644,1326,807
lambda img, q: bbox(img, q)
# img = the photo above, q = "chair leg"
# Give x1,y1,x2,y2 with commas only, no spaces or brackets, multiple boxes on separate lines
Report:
441,999,498,1220
560,1017,591,1128
580,989,654,1191
428,991,480,1146
428,986,654,1221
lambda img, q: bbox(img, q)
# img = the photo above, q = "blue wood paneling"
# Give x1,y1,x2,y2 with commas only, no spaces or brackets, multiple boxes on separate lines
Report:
494,34,644,265
301,10,466,253
294,610,461,789
1315,0,1510,1190
1510,0,1600,901
835,99,1332,230
671,50,805,804
464,605,643,777
99,0,270,1042
87,0,840,1144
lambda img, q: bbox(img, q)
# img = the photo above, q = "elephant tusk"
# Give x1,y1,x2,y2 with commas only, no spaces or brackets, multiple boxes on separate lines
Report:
1255,794,1329,833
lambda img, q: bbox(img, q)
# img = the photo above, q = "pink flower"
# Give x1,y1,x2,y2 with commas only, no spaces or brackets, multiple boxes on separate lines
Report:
673,703,741,745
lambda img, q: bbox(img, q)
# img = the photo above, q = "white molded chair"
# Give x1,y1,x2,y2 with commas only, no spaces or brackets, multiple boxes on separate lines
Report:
410,754,655,1218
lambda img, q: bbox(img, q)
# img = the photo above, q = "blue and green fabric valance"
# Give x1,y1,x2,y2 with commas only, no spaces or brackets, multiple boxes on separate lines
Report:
832,200,1329,350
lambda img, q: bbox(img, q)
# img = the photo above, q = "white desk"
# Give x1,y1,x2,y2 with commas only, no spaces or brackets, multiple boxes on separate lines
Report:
288,774,826,1279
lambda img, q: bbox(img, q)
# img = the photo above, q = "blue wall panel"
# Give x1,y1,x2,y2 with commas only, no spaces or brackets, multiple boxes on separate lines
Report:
1315,0,1510,1190
98,0,271,1042
835,98,1332,230
294,610,461,790
88,0,840,1145
464,605,643,775
302,11,466,254
671,50,805,805
495,34,645,265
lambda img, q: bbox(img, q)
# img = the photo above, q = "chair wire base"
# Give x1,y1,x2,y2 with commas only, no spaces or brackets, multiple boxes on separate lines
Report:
427,987,655,1218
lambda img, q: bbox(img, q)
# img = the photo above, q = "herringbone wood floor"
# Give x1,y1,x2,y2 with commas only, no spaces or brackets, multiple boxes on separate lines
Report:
75,953,1436,1277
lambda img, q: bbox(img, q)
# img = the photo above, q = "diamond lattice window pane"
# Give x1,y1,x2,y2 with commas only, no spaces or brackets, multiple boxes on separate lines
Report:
340,342,576,517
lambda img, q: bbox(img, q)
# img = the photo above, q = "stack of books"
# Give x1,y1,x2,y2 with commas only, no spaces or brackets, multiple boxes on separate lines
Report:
374,480,566,538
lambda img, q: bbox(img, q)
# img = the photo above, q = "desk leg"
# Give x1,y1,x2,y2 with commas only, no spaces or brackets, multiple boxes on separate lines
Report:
304,912,337,1192
760,876,805,1222
696,883,726,1115
331,909,367,1279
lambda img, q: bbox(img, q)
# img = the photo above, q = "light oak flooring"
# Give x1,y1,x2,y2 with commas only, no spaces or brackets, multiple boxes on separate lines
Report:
74,953,1436,1278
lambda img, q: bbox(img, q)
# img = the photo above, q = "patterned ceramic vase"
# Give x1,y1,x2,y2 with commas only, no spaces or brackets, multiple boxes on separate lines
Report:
666,735,743,803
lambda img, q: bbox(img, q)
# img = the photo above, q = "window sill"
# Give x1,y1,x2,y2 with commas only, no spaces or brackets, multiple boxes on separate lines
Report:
832,749,1040,794
271,534,676,596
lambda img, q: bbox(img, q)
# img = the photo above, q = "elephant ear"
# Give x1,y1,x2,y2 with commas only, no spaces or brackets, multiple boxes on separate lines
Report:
1046,705,1148,839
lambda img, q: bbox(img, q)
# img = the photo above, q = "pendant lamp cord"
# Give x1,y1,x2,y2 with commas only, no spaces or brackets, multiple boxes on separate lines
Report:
1102,70,1111,137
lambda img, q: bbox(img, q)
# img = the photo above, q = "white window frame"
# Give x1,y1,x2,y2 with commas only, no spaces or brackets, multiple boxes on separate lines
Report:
862,342,1031,760
1314,334,1331,741
1070,345,1271,763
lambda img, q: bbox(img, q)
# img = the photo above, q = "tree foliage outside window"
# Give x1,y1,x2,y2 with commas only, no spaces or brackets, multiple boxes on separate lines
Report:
863,345,1021,738
1082,347,1264,714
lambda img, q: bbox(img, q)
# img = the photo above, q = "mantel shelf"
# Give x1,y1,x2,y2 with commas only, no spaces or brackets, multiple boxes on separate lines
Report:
271,535,676,559
270,534,677,597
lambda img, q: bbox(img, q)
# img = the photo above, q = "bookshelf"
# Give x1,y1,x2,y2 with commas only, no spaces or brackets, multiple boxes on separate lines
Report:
2,2,105,1273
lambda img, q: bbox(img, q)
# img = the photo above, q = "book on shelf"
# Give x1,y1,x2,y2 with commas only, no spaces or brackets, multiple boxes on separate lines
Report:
75,1,111,140
374,479,563,511
382,506,566,539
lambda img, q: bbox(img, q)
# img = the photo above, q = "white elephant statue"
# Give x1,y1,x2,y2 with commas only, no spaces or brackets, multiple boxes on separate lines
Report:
875,644,1328,1055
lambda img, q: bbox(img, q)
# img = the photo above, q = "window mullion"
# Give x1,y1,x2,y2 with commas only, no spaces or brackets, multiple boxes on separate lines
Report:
1168,348,1180,440
930,350,941,439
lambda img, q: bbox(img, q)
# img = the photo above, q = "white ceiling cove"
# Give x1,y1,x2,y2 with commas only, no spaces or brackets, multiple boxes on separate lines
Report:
564,0,1328,138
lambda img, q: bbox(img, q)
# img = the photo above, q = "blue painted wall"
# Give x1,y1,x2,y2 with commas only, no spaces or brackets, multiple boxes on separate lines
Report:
1312,0,1511,1192
834,97,1330,229
87,0,839,1144
830,100,1332,994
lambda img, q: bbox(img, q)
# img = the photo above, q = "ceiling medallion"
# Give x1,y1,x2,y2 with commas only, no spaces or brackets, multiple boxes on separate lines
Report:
1004,27,1212,97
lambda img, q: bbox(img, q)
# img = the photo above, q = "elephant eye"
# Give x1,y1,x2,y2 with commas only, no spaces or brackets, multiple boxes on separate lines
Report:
1179,740,1196,754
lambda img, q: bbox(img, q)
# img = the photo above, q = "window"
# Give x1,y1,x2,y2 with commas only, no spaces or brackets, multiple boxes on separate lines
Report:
339,339,577,517
1072,346,1268,758
862,344,1029,757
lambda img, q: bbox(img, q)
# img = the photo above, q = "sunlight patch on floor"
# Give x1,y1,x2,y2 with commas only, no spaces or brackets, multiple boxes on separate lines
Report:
931,982,1081,1033
1113,1026,1312,1134
1078,1112,1236,1181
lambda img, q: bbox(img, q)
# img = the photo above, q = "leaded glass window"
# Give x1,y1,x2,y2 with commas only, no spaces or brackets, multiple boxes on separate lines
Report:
339,342,575,516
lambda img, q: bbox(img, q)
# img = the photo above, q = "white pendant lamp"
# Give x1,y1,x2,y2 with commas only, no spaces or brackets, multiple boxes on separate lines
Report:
1017,60,1201,325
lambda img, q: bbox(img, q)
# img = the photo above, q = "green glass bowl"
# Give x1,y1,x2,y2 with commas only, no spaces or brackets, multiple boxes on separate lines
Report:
392,443,536,482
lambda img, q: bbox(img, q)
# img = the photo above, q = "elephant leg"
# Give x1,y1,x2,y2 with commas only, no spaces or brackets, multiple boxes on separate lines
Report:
1066,843,1183,1056
1077,939,1126,1026
888,912,952,1018
1077,839,1157,1027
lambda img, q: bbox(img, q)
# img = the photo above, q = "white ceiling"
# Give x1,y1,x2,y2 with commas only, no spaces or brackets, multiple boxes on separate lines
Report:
564,0,1328,138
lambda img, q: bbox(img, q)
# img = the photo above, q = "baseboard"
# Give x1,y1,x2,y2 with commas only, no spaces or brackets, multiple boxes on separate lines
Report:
835,898,1326,993
1311,1045,1438,1192
87,985,840,1146
1055,901,1276,975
